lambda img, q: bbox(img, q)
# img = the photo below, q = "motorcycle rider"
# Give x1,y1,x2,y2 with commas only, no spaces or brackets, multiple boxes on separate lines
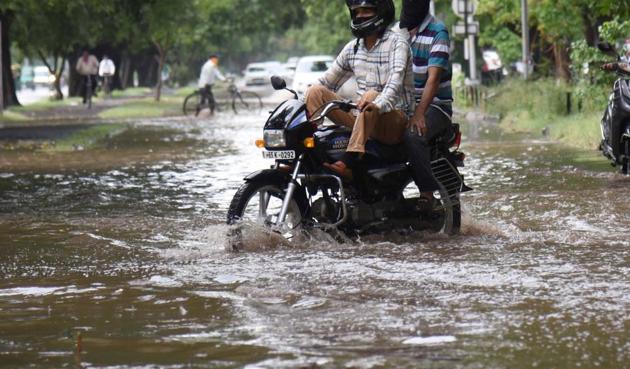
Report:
305,0,414,178
398,0,454,210
602,38,630,71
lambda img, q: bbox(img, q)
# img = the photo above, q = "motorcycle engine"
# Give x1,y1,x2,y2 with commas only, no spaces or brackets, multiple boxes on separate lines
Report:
311,197,342,224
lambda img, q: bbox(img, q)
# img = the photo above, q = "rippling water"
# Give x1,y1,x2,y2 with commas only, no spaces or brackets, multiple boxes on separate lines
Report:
1,113,629,368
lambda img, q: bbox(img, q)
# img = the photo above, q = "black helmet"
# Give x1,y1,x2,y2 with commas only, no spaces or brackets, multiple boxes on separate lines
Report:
346,0,395,38
400,0,430,30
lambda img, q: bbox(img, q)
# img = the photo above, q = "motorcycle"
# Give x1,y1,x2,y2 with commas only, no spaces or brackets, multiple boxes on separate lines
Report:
598,42,630,174
226,76,471,248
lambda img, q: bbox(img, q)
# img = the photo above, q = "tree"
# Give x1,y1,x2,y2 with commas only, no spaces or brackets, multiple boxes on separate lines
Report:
11,0,117,100
138,0,204,101
0,3,20,107
477,0,630,82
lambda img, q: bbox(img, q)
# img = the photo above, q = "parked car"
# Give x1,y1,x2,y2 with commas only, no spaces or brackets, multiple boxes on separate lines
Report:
291,55,334,95
280,57,299,82
33,66,55,87
20,65,35,90
243,61,283,87
481,49,504,85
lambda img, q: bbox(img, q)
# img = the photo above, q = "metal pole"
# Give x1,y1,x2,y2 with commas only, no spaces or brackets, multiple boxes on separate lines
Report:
469,32,477,82
0,18,4,114
521,0,530,80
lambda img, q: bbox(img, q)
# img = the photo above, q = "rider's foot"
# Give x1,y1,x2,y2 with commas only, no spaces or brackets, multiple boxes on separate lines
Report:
324,161,353,179
416,194,436,213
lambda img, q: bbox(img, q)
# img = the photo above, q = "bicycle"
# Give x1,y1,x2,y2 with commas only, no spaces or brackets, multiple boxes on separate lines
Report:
84,75,94,109
183,79,262,116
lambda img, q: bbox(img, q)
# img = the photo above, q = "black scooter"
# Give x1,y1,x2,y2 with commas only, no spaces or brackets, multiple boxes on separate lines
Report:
598,42,630,174
226,76,471,248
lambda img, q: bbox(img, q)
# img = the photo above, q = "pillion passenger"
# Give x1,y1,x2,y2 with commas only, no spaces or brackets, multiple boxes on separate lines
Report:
398,0,455,211
305,0,414,178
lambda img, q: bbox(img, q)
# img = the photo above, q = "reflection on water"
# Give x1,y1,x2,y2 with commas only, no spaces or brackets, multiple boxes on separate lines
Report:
1,112,629,368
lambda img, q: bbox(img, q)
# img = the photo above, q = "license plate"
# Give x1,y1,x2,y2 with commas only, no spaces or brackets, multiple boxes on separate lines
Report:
262,150,296,160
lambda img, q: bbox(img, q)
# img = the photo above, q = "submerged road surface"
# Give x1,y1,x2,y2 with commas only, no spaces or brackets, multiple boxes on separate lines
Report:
0,112,629,368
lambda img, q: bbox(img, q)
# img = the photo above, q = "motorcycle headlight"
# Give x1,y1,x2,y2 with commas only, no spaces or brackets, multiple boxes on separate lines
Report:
263,129,286,148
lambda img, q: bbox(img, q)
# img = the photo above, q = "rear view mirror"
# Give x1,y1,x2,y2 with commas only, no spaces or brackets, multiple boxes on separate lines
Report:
270,76,286,90
597,42,618,56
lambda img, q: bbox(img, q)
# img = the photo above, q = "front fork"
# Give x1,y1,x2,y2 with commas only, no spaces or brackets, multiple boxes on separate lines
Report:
276,154,304,226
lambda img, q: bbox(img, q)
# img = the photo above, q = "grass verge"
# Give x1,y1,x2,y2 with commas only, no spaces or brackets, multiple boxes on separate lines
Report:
52,123,127,152
483,78,605,149
0,110,30,122
97,98,181,119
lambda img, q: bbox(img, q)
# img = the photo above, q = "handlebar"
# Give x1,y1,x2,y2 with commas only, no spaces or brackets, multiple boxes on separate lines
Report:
601,62,630,76
309,100,358,123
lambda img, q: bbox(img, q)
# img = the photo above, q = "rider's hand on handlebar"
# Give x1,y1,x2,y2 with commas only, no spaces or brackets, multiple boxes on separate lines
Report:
601,63,618,71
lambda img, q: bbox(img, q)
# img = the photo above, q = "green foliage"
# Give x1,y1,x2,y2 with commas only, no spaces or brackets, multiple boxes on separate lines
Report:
599,18,630,47
485,78,604,149
6,0,630,89
570,18,630,102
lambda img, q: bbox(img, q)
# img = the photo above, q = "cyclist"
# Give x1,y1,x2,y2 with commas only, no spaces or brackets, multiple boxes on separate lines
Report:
198,54,226,114
305,0,414,178
76,50,99,104
98,55,116,96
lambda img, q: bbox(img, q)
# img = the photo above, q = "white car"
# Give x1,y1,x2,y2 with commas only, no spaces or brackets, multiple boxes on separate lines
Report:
291,55,335,95
33,66,55,87
243,61,283,87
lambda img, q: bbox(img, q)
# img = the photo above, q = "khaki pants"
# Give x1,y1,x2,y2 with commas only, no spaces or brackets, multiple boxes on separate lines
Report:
305,85,407,153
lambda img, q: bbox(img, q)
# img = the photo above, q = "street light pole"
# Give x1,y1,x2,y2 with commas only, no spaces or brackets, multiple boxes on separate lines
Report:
521,0,529,80
0,18,4,114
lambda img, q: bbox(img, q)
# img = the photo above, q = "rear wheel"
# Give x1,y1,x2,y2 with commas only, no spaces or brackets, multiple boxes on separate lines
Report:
226,181,308,250
436,190,461,235
401,182,461,235
622,135,630,175
232,91,262,114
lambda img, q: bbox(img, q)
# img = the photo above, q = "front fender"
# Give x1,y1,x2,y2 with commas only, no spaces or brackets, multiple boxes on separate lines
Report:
244,169,291,185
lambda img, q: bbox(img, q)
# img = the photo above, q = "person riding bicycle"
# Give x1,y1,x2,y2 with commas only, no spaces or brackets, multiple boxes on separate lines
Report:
198,54,226,114
305,0,414,178
76,50,99,104
398,0,455,211
98,55,116,96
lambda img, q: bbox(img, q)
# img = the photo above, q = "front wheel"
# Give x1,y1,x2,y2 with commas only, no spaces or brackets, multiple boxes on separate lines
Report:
226,181,308,250
183,91,201,116
232,91,262,114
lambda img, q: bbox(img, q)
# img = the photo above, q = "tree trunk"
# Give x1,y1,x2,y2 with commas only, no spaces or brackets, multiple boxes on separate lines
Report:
39,50,64,100
552,41,571,82
153,41,165,102
53,57,66,100
1,11,20,107
120,55,131,89
581,8,598,47
68,51,81,97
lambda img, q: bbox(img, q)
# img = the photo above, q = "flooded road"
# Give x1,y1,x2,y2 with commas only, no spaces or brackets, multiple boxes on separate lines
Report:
1,113,629,368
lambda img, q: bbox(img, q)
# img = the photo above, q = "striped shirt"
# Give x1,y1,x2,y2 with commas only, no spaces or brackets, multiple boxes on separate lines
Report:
397,16,453,115
317,29,415,117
